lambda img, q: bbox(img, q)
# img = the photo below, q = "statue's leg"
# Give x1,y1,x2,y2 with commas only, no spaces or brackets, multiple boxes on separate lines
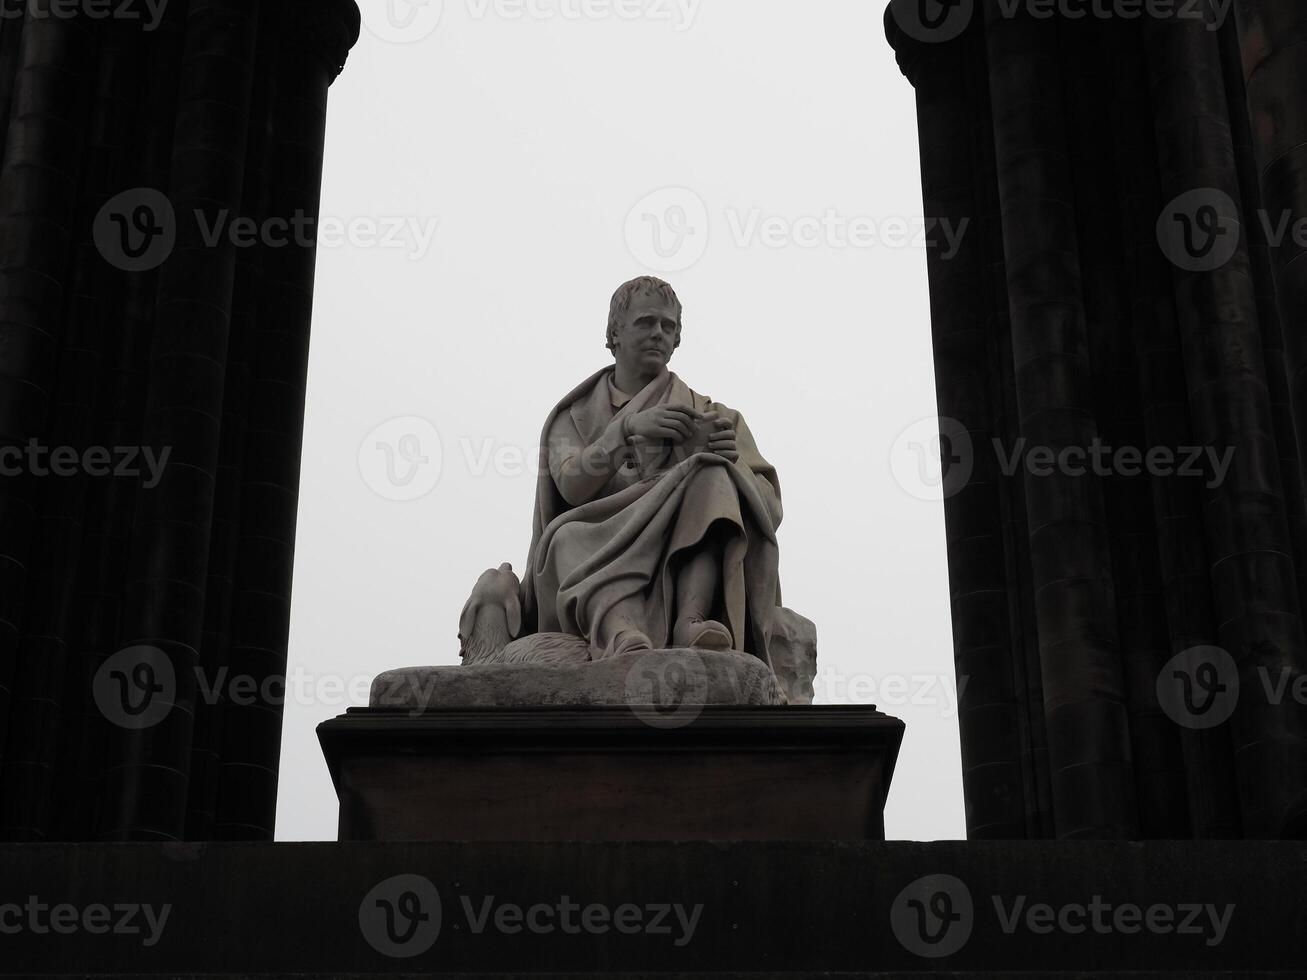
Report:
672,529,732,650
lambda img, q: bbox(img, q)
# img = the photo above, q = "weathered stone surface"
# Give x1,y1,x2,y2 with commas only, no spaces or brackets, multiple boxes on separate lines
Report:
767,606,817,704
371,648,784,709
457,564,820,702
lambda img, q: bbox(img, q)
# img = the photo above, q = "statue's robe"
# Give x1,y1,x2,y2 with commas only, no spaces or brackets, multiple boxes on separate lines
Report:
520,367,783,667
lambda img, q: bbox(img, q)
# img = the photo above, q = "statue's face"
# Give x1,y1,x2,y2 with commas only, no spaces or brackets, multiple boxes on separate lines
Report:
613,292,679,373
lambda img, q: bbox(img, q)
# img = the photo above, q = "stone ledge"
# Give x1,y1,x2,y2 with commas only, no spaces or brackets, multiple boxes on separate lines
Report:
1,841,1303,976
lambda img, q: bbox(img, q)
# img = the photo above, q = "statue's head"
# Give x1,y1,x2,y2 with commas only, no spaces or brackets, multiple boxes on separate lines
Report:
606,276,682,372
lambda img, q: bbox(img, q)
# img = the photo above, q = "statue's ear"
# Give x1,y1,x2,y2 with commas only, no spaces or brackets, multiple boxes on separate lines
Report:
505,591,522,639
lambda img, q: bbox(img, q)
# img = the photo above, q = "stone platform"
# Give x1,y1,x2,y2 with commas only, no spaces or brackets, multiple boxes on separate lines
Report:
2,840,1305,976
317,705,904,841
369,648,785,709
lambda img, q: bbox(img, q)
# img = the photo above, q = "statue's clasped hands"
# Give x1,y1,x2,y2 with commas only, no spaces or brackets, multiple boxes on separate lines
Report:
622,405,739,462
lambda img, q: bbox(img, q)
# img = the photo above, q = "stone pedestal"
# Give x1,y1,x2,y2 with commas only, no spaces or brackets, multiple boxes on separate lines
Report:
317,706,904,841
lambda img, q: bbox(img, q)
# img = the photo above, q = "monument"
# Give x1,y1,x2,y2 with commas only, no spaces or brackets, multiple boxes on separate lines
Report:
370,276,820,708
318,277,904,840
12,0,1307,973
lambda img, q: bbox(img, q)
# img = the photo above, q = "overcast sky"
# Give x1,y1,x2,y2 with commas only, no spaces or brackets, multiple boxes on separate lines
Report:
274,0,965,841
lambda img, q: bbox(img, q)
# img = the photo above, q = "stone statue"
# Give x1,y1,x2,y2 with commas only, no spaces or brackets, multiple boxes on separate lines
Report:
446,276,818,705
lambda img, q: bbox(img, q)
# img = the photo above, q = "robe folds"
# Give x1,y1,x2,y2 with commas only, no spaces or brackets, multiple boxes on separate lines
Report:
520,367,784,667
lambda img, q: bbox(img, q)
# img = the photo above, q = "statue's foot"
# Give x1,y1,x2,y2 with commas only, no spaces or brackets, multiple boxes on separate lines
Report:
606,629,654,658
673,615,733,651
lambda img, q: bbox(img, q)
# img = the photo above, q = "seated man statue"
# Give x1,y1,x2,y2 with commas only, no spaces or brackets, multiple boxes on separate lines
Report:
457,276,809,694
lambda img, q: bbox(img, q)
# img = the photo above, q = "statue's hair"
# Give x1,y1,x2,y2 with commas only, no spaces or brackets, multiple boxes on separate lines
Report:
606,276,682,356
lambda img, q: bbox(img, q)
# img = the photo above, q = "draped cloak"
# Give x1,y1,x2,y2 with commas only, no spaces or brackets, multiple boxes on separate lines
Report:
520,367,783,668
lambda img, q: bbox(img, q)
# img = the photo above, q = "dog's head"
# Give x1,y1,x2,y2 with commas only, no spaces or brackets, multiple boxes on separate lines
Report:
458,562,522,661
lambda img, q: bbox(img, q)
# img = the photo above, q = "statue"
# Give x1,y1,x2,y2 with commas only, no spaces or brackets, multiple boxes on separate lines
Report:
449,276,817,705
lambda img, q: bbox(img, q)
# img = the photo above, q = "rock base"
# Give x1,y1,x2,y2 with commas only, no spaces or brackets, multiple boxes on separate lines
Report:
370,647,785,709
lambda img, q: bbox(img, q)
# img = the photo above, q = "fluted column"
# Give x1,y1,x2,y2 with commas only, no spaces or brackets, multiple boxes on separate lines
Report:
1233,3,1307,567
1146,15,1307,838
1059,15,1191,837
99,0,261,841
886,11,1040,839
888,0,1307,841
52,2,190,842
214,0,359,840
0,0,358,841
984,5,1138,839
0,6,93,831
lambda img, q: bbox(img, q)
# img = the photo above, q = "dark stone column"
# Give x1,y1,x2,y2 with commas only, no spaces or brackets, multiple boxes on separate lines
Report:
1233,1,1307,557
213,0,352,841
885,12,1044,839
1112,19,1241,839
889,0,1307,841
1219,12,1307,626
1062,16,1191,838
0,0,359,841
0,5,94,836
1230,0,1307,836
983,5,1138,839
49,3,192,843
1145,15,1307,838
100,0,262,842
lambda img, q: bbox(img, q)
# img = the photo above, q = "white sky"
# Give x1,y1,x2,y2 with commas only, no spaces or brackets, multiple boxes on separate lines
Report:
274,0,966,841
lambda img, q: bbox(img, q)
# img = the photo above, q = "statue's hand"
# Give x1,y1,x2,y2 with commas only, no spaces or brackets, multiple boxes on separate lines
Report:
669,411,739,462
625,404,701,445
705,413,739,462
